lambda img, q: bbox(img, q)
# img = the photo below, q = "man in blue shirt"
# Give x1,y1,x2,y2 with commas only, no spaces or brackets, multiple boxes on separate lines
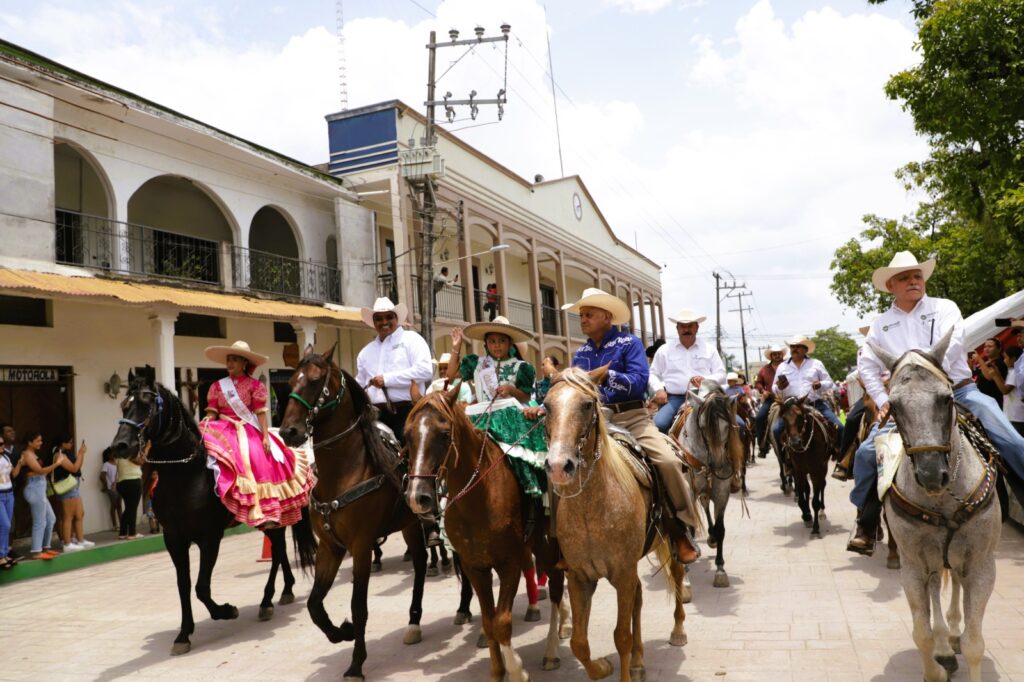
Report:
565,288,701,563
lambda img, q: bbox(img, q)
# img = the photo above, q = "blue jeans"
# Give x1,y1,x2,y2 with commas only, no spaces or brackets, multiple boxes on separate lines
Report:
755,395,774,447
23,475,56,553
654,393,687,434
0,489,14,556
850,383,1024,508
772,399,843,448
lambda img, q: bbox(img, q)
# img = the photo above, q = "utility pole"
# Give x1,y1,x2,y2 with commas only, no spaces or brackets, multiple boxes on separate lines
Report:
727,290,754,380
409,25,510,353
713,271,743,357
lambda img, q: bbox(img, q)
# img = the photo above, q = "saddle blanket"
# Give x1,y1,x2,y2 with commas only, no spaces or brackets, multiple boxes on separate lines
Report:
876,430,905,501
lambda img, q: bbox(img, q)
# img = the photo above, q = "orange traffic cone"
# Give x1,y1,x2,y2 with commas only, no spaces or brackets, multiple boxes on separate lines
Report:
258,535,273,562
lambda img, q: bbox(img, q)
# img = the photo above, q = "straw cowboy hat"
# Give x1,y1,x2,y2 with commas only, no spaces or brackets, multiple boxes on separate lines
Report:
204,340,268,368
668,308,707,325
561,287,631,326
437,352,452,365
463,316,533,344
360,297,409,328
763,344,786,360
726,371,740,382
785,334,816,354
871,251,936,293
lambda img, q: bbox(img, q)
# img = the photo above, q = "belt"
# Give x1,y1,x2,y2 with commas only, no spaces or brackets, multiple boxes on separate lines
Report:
953,379,972,390
605,400,646,414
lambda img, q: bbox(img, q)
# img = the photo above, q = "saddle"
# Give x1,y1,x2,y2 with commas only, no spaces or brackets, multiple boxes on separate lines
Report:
605,421,665,553
374,421,403,459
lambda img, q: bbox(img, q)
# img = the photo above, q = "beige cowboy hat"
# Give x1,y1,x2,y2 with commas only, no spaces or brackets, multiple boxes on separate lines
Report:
785,334,816,355
763,343,786,360
360,297,409,328
668,308,707,325
561,287,631,326
204,340,268,368
726,371,740,382
437,352,452,365
871,251,936,293
463,316,533,344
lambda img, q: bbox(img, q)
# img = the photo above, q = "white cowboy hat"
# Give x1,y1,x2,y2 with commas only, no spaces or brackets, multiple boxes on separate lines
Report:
561,288,631,326
871,251,936,293
1011,319,1024,330
437,352,452,365
668,308,707,325
785,334,816,355
463,316,533,344
763,344,786,360
360,297,409,328
726,371,740,382
204,340,268,368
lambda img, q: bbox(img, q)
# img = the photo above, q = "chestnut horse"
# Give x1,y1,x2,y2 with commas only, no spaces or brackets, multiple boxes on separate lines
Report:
278,344,428,681
405,387,568,681
544,368,688,682
777,397,832,536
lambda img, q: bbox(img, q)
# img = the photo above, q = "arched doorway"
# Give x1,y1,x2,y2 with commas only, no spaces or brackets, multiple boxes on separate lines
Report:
53,142,114,268
244,206,301,297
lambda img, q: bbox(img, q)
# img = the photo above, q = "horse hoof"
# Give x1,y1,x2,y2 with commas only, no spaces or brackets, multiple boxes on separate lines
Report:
670,631,688,647
426,565,439,577
338,620,356,641
279,592,295,605
170,641,191,656
258,606,274,621
342,676,364,682
680,585,692,604
629,667,646,682
538,587,547,601
713,572,730,588
935,654,958,674
542,656,561,671
594,657,614,679
525,605,541,622
558,623,572,640
949,636,961,655
707,537,718,549
476,632,490,649
370,562,382,573
887,556,901,570
453,611,472,625
802,518,813,528
402,625,423,645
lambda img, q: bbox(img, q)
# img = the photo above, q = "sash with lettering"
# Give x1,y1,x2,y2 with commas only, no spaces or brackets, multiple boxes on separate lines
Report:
201,374,313,527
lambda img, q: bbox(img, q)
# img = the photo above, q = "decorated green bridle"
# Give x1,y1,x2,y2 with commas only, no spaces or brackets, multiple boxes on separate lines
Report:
288,358,347,447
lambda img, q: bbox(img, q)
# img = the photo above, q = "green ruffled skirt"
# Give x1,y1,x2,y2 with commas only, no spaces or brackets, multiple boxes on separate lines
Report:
469,405,547,497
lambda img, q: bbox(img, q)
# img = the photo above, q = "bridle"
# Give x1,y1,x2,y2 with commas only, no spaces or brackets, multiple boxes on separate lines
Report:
685,397,736,481
781,402,820,455
117,385,199,465
550,393,603,499
887,351,956,467
287,359,355,450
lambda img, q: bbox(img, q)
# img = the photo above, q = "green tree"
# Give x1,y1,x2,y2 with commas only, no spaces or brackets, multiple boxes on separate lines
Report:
810,326,859,380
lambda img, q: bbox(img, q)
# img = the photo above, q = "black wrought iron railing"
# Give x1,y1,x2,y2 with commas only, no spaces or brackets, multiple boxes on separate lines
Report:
506,296,535,333
542,305,561,336
232,245,341,304
410,275,466,320
55,209,220,284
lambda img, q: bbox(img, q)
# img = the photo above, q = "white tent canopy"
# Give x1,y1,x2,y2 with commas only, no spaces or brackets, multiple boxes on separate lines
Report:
963,288,1024,350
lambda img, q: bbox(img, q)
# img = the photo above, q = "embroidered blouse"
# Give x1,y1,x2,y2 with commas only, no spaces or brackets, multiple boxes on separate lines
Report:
457,353,536,403
206,374,270,419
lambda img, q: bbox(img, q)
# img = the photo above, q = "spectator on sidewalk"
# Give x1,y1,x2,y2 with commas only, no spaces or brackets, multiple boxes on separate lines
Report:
1005,345,1024,437
100,447,121,531
53,435,92,551
0,429,25,569
116,443,145,539
975,337,1009,408
20,431,64,560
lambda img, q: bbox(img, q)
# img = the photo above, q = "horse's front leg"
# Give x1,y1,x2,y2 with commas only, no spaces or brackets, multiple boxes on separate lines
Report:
713,496,729,588
610,572,639,682
195,531,238,621
306,541,349,643
900,567,948,682
401,523,427,644
344,541,374,681
453,553,475,624
567,571,613,680
494,564,528,682
811,478,824,536
279,526,296,604
542,568,567,670
164,532,195,655
929,571,957,675
669,559,688,646
960,556,996,682
259,529,283,621
629,579,645,682
467,566,504,681
946,571,962,654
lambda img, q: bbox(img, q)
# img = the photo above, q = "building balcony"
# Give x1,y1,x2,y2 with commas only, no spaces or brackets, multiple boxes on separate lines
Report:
54,209,341,304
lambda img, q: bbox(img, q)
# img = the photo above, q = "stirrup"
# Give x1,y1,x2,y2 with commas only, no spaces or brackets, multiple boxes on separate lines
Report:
846,527,875,556
831,464,850,481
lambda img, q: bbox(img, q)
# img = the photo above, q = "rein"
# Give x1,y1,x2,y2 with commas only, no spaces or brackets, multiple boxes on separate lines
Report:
551,399,603,499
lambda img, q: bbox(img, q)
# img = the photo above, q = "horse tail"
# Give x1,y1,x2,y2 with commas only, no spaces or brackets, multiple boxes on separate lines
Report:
291,506,318,575
653,539,682,601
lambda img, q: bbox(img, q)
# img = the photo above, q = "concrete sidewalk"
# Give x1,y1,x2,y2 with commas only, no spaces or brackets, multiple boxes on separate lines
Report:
0,458,1022,680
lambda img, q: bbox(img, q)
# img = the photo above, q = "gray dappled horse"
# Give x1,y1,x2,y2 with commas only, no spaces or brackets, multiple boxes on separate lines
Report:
676,380,742,589
869,329,1000,682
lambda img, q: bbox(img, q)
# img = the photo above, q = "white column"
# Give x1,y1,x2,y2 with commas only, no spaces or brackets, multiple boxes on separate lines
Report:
293,321,318,353
149,308,179,395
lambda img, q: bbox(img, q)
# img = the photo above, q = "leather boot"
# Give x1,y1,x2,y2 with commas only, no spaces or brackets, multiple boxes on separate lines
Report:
846,524,875,556
730,473,743,494
672,529,701,565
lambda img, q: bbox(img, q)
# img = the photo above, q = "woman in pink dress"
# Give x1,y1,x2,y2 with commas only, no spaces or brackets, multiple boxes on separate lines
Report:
201,341,312,528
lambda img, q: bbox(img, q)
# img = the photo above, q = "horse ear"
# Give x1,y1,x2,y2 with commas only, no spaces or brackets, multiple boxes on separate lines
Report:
302,344,315,358
322,341,337,363
688,388,704,409
866,341,898,372
728,394,739,417
445,382,461,407
143,365,156,385
128,368,135,384
799,395,808,406
928,327,954,366
588,363,611,386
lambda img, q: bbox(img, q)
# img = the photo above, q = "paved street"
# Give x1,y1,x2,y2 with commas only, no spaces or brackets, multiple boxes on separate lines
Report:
3,458,1024,682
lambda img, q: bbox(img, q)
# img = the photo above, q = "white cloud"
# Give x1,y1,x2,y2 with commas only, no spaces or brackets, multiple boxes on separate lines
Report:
605,0,706,14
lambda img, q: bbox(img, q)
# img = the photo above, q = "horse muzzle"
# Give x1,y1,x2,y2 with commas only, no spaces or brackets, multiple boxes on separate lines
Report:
911,451,950,496
544,451,579,486
406,478,437,515
278,424,307,447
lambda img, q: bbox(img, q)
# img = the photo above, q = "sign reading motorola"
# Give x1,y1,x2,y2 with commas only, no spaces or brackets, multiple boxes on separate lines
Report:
0,366,60,383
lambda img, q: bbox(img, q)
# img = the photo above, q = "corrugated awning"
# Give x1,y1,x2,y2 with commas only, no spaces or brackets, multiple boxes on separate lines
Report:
0,267,363,324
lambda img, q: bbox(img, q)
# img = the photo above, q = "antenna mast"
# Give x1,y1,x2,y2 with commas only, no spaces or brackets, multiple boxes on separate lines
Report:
336,0,349,110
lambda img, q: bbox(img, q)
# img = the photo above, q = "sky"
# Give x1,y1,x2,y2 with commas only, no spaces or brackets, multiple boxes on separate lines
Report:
0,0,928,364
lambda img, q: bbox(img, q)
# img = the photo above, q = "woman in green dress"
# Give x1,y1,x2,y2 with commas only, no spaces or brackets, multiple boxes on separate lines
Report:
446,316,546,496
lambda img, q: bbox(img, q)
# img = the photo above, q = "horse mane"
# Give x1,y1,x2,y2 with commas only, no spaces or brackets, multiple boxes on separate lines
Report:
406,390,483,465
128,377,203,459
557,368,637,495
340,367,402,489
697,385,732,454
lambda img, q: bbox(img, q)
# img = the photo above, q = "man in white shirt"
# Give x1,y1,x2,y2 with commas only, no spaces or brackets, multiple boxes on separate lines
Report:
355,297,434,444
1004,344,1024,436
771,334,844,449
848,252,1024,554
650,308,727,433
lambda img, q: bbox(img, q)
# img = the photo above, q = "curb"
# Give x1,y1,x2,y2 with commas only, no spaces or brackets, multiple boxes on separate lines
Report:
0,525,255,585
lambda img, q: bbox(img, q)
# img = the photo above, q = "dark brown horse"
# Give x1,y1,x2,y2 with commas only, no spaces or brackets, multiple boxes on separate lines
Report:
404,388,568,681
777,397,832,536
278,344,428,682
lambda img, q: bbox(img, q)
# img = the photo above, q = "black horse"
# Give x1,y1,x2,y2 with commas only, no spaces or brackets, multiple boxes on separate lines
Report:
110,369,316,655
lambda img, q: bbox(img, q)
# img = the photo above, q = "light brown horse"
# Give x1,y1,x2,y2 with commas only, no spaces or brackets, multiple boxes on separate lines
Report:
544,367,687,682
278,344,428,682
405,388,569,682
